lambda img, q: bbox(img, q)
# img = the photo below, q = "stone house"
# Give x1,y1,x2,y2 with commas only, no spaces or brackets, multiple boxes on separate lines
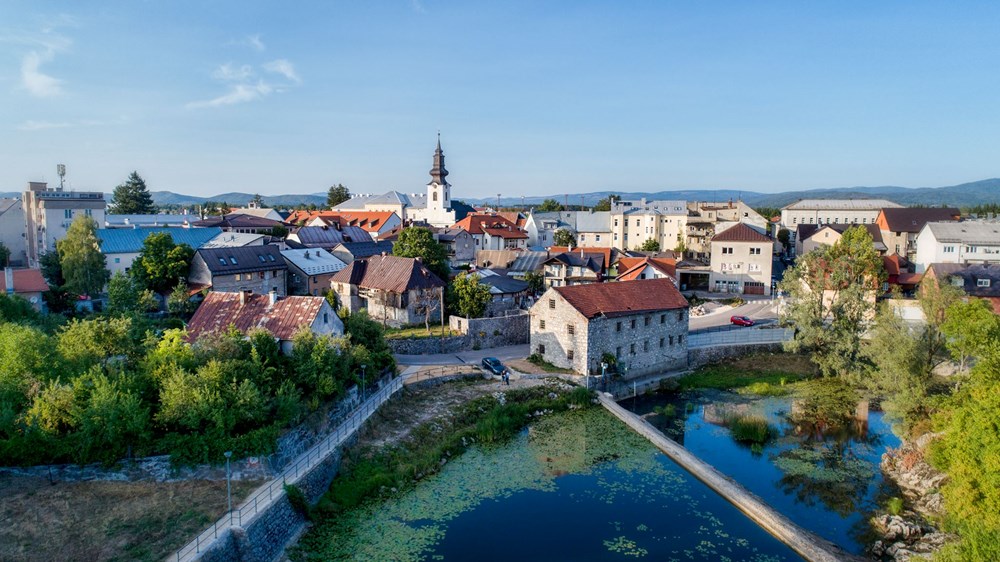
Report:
529,278,689,378
186,290,343,354
280,248,347,296
188,245,288,296
708,223,775,295
330,254,446,328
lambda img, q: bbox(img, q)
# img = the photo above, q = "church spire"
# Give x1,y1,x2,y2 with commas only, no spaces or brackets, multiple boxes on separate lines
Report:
429,133,449,185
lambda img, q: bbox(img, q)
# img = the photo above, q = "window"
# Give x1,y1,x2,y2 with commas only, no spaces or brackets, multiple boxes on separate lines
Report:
635,219,640,227
548,299,555,309
567,324,575,335
268,255,275,262
966,246,978,253
722,247,733,255
749,247,761,255
677,310,684,322
616,346,621,358
943,246,955,253
660,314,665,324
258,255,266,263
235,273,242,281
64,209,72,219
614,219,618,227
433,191,438,202
643,340,648,352
114,257,120,263
749,263,761,272
678,335,684,345
616,321,622,332
630,343,635,354
644,316,650,326
219,258,227,266
539,319,546,329
537,344,546,354
595,235,601,242
669,335,674,345
978,278,991,287
630,319,636,329
229,256,238,265
259,272,265,279
659,337,665,348
323,313,329,323
85,209,92,217
567,350,574,360
792,217,798,224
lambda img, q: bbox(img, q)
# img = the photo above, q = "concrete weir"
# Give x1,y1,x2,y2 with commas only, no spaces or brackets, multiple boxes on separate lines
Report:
598,394,865,562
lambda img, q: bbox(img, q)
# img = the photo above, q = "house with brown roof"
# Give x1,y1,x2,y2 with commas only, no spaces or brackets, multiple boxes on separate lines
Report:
186,290,343,354
709,223,775,295
529,278,689,378
1,267,49,310
453,214,528,251
615,256,677,283
876,207,960,258
801,223,887,256
330,254,446,328
305,211,401,240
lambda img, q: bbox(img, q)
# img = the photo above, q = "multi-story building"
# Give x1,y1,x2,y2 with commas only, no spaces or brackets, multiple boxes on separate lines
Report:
23,181,106,267
524,210,612,248
453,214,528,251
799,224,887,256
188,245,288,296
0,199,27,266
875,207,960,258
610,199,688,251
708,223,775,295
529,278,689,378
780,199,902,230
914,221,1000,273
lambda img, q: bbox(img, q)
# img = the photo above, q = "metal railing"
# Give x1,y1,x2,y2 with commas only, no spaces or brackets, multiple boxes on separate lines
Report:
403,364,483,385
688,327,793,348
170,377,404,562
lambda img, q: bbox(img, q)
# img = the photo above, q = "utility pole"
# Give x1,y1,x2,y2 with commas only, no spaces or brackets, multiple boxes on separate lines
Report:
497,193,501,211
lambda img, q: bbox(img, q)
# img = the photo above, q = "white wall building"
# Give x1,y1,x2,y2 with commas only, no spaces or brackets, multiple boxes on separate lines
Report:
0,199,27,266
24,181,107,267
914,221,1000,273
708,223,775,295
780,199,902,230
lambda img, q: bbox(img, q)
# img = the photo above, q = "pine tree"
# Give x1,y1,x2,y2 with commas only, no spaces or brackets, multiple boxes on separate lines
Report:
327,184,351,208
109,171,156,214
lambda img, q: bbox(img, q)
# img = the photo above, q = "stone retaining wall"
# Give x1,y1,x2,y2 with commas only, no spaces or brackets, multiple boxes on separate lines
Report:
599,394,863,562
387,313,529,355
688,342,784,368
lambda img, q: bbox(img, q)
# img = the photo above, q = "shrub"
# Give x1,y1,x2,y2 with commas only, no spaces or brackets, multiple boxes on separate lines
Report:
727,414,773,444
886,496,904,516
654,404,677,417
285,483,311,520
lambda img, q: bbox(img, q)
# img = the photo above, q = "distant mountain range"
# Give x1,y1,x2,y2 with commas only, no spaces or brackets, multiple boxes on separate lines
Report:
2,178,998,210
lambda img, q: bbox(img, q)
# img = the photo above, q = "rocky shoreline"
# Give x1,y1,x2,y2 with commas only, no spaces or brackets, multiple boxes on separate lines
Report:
871,433,954,561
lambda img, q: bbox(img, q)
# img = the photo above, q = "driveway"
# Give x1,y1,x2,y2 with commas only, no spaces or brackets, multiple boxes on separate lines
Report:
396,344,530,366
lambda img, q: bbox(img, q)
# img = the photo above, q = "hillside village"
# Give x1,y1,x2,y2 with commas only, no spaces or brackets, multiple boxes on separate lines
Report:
3,142,1000,562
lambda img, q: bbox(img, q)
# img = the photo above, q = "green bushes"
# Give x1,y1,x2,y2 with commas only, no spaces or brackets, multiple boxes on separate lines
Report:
886,496,904,516
284,484,311,520
678,364,808,392
726,414,774,444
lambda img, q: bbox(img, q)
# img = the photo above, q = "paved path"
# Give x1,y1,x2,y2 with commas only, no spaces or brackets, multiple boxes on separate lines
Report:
395,344,530,366
688,297,778,331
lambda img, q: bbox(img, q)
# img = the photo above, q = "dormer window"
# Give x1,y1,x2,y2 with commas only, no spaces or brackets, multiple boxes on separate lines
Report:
229,257,238,265
258,255,266,263
978,278,991,288
218,258,227,266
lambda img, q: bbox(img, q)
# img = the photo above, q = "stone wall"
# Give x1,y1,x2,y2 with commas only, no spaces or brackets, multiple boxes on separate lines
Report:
387,335,466,355
688,342,783,368
387,313,529,355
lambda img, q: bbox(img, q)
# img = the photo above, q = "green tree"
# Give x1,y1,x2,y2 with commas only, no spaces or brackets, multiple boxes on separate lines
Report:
75,370,152,463
109,171,156,214
523,271,544,295
131,232,195,294
452,273,492,319
536,199,563,212
57,316,139,370
392,227,450,282
941,298,1000,373
777,228,791,252
57,215,110,297
167,281,197,317
754,207,781,221
780,225,884,378
639,238,661,252
593,194,620,212
267,224,289,238
0,241,10,267
38,250,64,287
674,240,687,255
327,184,351,208
250,193,264,207
107,271,158,315
553,229,576,247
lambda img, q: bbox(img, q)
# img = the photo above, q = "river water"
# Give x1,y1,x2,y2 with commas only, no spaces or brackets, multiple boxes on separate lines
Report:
300,407,801,561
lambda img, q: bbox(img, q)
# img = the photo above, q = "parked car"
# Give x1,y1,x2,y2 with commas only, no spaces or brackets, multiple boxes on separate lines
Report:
482,357,506,375
730,315,755,327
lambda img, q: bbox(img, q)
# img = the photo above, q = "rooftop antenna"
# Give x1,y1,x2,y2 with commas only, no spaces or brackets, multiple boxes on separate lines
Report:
497,193,501,212
56,164,66,191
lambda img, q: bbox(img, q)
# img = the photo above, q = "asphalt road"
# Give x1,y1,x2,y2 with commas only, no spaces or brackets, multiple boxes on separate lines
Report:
688,298,779,331
396,344,530,366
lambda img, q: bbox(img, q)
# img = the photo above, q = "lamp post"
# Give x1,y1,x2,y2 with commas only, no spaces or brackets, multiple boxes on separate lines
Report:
601,362,608,391
360,364,367,402
223,450,233,522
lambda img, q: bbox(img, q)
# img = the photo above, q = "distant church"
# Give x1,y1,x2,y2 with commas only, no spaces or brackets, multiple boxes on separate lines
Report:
333,136,457,227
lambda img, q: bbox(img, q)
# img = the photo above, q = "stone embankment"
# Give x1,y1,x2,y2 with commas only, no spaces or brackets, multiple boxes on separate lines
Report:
599,394,864,562
872,434,953,561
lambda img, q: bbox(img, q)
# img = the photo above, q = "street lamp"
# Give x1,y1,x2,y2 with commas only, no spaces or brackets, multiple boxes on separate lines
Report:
223,450,233,522
360,364,367,402
600,362,608,391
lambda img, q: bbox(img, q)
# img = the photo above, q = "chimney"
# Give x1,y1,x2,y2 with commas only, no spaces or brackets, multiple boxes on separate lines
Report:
268,290,278,306
240,289,252,306
4,267,13,295
305,250,310,259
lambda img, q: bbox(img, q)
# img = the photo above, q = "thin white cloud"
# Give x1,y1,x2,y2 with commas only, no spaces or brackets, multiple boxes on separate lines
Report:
21,49,64,97
212,63,254,81
262,59,300,83
186,81,273,109
17,118,104,131
410,0,427,14
248,34,265,52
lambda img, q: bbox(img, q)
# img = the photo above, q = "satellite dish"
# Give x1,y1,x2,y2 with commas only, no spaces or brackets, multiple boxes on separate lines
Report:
30,297,39,304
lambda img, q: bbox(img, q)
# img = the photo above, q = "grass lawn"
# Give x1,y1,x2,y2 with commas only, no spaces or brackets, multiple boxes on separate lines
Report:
506,355,576,375
678,353,816,394
383,325,459,340
0,475,261,562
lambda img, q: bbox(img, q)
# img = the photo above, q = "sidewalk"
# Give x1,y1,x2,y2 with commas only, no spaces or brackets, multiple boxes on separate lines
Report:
395,344,529,366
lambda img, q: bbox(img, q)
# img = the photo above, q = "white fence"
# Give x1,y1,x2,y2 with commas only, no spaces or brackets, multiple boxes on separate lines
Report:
170,377,404,562
688,327,793,348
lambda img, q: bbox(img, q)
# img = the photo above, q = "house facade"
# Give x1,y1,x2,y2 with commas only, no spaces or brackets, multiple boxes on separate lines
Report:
924,263,1000,314
23,181,107,267
330,254,446,328
875,207,960,258
610,199,688,252
186,290,343,354
453,214,528,251
529,278,689,378
914,222,1000,273
708,223,775,295
0,199,27,267
281,248,347,296
188,245,288,296
2,267,49,310
99,227,223,276
780,199,902,230
800,224,887,256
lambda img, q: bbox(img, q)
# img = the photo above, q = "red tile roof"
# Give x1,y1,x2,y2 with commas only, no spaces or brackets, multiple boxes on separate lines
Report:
330,254,445,293
186,292,330,342
549,246,614,269
710,223,772,243
615,257,677,281
0,269,49,294
453,214,524,236
553,278,688,319
882,254,910,276
483,226,528,239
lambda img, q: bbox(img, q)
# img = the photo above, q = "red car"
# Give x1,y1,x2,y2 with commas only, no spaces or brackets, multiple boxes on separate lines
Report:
730,315,755,327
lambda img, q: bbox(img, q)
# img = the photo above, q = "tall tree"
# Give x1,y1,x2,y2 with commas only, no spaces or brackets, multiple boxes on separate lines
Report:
57,216,110,297
536,199,564,212
523,271,544,295
131,232,195,294
593,194,620,212
941,298,1000,373
392,227,450,282
107,272,158,315
38,251,64,287
250,193,264,207
553,229,576,247
780,225,884,378
0,242,9,267
452,273,492,319
109,171,156,214
327,184,351,208
639,238,661,252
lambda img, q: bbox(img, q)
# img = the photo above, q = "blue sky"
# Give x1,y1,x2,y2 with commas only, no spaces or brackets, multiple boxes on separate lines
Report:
2,1,999,199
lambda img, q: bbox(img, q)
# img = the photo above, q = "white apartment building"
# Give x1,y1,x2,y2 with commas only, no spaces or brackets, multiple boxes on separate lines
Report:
0,199,27,266
780,199,902,230
708,223,775,295
610,199,688,251
24,181,107,267
914,221,1000,273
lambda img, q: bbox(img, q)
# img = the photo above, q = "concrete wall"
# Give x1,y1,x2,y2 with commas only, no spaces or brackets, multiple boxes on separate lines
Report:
389,313,529,354
0,199,27,267
688,342,784,369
